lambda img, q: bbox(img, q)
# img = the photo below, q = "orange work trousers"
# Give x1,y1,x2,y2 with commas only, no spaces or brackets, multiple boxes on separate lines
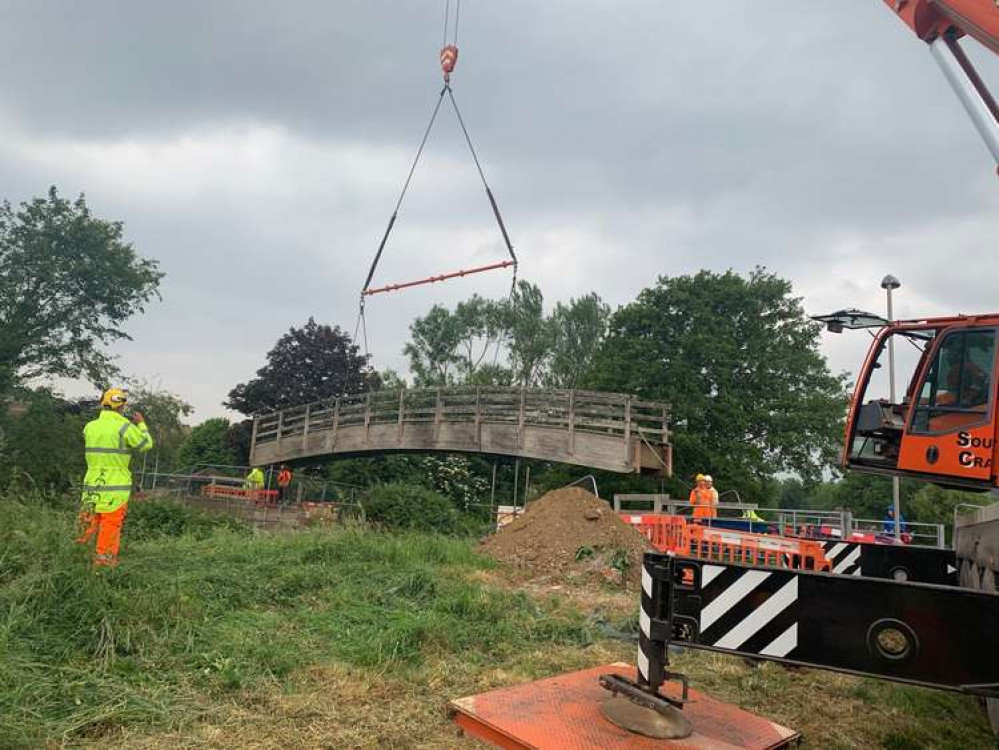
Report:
76,503,128,566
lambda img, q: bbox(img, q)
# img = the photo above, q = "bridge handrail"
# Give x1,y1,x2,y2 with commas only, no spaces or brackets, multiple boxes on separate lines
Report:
252,386,670,448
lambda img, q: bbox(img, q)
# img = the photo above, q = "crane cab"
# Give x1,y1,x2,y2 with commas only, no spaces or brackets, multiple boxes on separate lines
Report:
817,311,999,490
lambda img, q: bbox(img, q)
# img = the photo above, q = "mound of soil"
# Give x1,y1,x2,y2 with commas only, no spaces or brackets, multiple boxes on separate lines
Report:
480,487,651,585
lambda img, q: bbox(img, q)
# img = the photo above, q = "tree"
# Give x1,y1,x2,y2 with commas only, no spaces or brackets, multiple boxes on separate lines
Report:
544,293,610,389
908,484,983,528
404,305,466,386
226,318,373,415
588,269,848,497
504,281,550,387
404,296,507,387
128,384,192,471
179,418,236,468
0,388,86,490
0,187,163,395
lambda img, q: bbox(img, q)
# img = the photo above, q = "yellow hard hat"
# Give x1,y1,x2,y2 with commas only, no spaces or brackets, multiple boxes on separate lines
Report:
695,473,705,482
100,388,128,410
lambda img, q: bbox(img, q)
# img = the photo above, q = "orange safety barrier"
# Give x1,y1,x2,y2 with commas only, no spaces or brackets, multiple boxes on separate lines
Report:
620,514,832,572
201,484,278,505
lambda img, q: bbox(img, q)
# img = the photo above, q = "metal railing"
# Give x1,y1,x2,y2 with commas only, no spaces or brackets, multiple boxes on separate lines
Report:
852,517,947,549
252,386,670,451
612,493,949,549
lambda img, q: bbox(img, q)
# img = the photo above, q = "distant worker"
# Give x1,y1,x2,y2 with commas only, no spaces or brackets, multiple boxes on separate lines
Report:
689,474,717,520
77,388,154,567
741,507,765,522
245,466,265,495
883,505,909,537
277,465,293,505
704,475,720,505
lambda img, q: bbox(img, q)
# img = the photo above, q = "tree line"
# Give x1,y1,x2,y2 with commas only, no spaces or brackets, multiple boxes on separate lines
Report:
0,186,980,527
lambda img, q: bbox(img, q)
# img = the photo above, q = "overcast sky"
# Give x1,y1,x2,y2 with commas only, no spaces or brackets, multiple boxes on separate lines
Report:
2,1,996,421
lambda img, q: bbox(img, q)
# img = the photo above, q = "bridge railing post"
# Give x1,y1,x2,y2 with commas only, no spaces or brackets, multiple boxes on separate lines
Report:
364,392,372,443
398,389,405,442
303,404,311,445
434,388,443,441
249,415,259,465
326,397,340,451
517,388,526,447
623,396,632,469
475,387,482,447
567,390,575,455
276,410,285,452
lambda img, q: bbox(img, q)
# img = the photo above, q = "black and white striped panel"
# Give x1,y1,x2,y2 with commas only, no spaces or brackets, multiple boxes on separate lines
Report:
821,541,863,576
637,561,665,689
698,564,799,658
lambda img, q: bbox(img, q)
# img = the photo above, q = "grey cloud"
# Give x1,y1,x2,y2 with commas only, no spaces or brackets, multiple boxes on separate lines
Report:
1,1,996,419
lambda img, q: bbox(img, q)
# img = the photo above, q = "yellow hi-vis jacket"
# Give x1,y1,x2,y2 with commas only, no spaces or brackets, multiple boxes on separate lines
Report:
245,468,265,489
81,410,154,513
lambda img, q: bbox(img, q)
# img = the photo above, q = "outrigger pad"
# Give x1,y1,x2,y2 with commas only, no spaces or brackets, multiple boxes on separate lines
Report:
600,695,693,739
448,663,800,749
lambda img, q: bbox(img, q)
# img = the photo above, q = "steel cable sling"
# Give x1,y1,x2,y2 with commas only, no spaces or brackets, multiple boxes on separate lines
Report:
357,0,519,324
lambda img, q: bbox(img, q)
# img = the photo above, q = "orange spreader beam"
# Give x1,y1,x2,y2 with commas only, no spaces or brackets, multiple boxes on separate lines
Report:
362,259,514,296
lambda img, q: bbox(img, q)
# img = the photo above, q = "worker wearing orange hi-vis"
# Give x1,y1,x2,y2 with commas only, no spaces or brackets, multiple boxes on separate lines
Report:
277,465,293,505
689,474,718,520
77,388,154,567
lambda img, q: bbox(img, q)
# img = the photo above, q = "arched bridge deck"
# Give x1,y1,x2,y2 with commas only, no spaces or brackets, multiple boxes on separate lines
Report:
249,387,672,475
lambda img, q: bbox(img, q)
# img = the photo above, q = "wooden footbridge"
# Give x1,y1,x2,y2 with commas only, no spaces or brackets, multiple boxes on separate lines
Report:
249,387,671,475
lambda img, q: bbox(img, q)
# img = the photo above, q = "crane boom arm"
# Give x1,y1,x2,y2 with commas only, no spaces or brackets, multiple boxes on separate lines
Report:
883,1,999,166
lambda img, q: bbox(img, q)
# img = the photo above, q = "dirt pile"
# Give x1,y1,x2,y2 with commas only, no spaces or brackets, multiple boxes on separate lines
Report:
480,487,651,585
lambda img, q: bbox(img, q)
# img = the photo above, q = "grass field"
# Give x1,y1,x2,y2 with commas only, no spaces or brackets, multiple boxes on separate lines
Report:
0,496,993,749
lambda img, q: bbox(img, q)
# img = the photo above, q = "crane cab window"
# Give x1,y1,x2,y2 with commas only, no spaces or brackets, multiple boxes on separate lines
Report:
911,329,996,434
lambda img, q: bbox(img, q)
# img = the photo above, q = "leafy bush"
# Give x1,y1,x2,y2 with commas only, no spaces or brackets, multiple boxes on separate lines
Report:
360,482,459,534
126,498,249,542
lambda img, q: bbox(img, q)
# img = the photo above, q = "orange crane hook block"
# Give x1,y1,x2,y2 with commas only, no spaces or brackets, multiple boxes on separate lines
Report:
440,44,458,80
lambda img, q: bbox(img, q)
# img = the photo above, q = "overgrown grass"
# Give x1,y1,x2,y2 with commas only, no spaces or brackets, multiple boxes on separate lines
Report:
2,496,994,749
0,497,591,747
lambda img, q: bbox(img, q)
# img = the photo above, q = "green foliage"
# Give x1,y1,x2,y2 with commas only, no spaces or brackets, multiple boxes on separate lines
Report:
125,498,249,542
544,292,611,389
587,268,848,498
226,317,373,415
360,482,459,534
0,388,86,490
179,417,236,468
404,295,508,386
0,187,163,395
126,383,192,471
0,496,592,745
908,483,986,528
805,472,921,520
402,280,610,389
504,281,550,387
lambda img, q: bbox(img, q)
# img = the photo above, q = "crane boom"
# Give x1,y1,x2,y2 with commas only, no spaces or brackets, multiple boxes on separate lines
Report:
883,0,999,166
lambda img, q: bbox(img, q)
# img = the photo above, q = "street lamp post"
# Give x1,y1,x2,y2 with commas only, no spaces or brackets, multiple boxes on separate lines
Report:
881,274,902,541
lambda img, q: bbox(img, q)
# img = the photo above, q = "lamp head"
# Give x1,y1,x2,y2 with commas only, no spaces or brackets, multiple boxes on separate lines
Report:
880,274,901,291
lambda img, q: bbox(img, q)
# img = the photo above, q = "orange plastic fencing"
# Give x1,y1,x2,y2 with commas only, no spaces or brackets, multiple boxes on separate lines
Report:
201,484,278,505
620,514,831,572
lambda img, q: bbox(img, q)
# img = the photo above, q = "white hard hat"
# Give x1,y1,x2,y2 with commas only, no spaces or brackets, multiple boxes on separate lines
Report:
703,475,713,482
